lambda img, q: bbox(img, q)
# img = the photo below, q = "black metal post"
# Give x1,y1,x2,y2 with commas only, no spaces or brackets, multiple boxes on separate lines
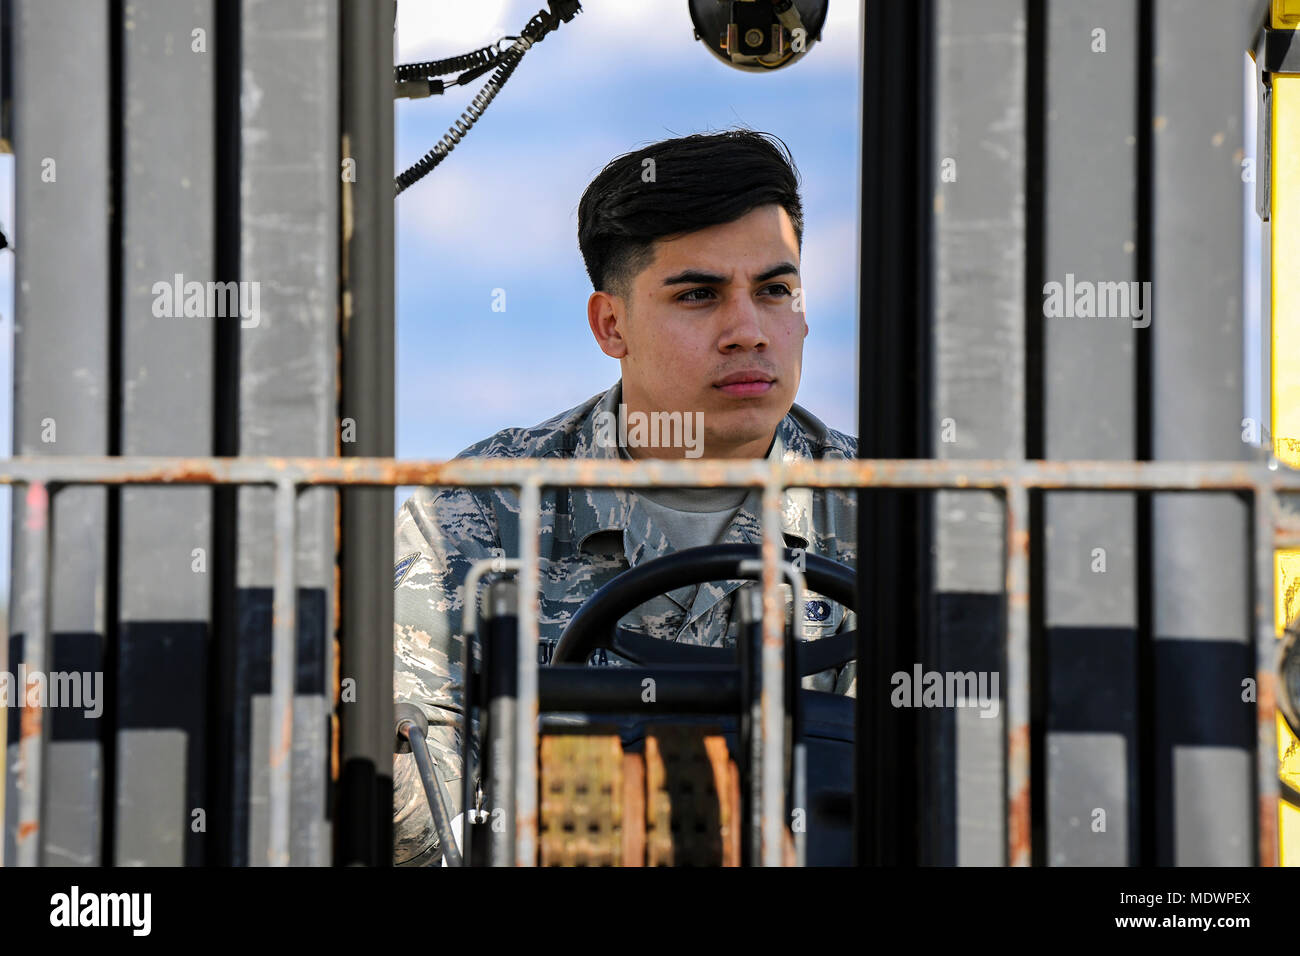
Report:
856,0,933,867
336,0,396,869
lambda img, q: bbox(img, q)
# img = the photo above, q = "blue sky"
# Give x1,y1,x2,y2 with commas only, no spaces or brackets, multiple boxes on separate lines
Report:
394,1,864,463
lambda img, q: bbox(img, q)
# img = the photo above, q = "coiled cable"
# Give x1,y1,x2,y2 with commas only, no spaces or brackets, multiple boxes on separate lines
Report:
395,44,500,83
394,36,533,196
394,43,506,98
394,2,581,196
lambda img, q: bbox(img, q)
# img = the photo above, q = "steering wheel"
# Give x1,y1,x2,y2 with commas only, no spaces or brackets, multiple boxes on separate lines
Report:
548,543,859,865
550,544,858,673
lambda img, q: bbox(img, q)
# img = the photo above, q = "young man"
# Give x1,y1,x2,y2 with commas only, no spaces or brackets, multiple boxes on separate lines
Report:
392,129,857,865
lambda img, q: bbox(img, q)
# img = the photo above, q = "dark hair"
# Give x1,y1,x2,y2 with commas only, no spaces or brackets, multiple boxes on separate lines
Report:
577,128,804,300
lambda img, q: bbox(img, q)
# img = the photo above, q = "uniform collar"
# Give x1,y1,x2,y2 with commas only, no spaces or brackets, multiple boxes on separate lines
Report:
569,380,814,559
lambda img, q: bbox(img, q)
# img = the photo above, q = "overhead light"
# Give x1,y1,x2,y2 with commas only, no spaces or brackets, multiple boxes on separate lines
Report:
688,0,830,72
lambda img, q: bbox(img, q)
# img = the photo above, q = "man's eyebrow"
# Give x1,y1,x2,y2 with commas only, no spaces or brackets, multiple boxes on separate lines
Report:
660,261,800,287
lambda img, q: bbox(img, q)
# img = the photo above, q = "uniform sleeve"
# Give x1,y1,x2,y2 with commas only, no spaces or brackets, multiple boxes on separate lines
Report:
392,486,501,866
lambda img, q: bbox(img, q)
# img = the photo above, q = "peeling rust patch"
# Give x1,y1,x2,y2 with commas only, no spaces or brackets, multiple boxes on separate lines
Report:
1007,723,1032,866
24,482,46,530
1008,783,1031,867
1260,795,1279,867
1258,670,1277,719
269,710,293,769
20,702,41,740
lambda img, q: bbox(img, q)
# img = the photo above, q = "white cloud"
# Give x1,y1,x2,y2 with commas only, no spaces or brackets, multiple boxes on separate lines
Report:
397,0,514,60
396,150,587,275
398,1,694,63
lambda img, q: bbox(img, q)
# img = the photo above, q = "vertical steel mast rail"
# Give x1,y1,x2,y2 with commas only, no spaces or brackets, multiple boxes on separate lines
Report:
1254,0,1300,868
0,454,1292,866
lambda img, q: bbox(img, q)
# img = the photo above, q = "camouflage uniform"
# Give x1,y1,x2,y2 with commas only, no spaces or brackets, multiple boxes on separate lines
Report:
392,380,858,865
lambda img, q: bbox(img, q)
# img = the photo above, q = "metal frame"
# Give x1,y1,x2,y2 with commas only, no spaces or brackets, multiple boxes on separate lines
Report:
857,0,932,869
1256,0,1300,866
337,0,396,870
1036,0,1141,869
2,454,1288,866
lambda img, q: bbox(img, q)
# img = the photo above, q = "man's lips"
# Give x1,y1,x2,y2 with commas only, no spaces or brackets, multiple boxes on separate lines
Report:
713,371,776,397
716,381,774,397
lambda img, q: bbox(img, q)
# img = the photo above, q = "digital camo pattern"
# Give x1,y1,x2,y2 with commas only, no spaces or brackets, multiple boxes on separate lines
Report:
393,380,859,865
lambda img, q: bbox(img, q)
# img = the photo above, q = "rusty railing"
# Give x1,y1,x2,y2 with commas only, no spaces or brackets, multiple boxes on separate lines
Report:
1,455,1293,866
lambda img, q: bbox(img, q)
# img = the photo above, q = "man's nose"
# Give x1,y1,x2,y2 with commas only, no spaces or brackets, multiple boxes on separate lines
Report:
719,297,769,351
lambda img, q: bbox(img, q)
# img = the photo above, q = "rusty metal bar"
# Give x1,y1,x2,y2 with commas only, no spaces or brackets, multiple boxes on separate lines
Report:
0,455,1296,492
1255,487,1281,866
736,585,763,863
738,557,807,867
267,480,297,867
484,581,519,869
515,478,541,867
4,453,1295,868
759,477,786,866
1004,484,1031,867
15,482,52,867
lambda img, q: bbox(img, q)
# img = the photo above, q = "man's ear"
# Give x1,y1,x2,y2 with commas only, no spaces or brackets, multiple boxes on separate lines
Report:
588,290,628,359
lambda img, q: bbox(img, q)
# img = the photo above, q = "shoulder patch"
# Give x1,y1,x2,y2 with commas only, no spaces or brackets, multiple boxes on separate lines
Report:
394,551,421,589
804,598,832,623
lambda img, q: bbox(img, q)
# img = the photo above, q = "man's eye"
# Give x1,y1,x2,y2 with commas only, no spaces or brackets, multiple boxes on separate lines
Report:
678,288,715,302
677,284,791,303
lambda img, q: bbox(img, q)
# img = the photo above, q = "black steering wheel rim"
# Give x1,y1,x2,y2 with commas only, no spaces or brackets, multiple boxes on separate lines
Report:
551,543,857,666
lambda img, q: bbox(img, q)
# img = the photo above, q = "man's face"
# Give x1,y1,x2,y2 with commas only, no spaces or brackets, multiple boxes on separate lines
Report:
587,204,807,459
